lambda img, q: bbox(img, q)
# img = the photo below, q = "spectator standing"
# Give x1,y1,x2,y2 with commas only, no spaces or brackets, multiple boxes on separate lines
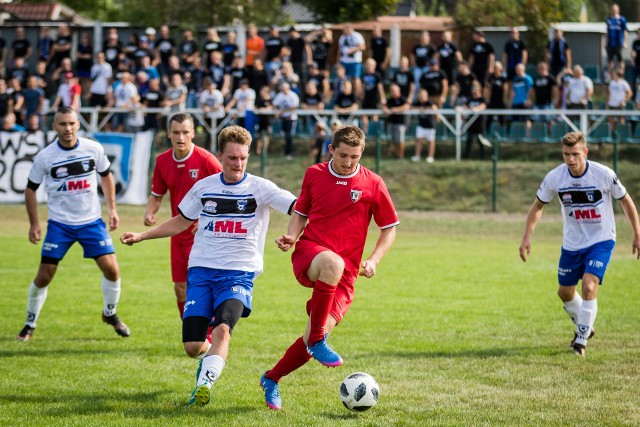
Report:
503,28,527,83
0,31,5,79
0,79,13,120
225,78,256,130
369,24,390,75
607,70,631,133
145,27,157,49
468,30,494,87
22,75,44,121
89,52,112,108
566,65,593,110
451,62,477,107
245,24,264,72
307,62,329,102
202,28,222,69
630,28,640,100
134,37,155,71
179,29,199,69
460,83,489,160
51,72,81,112
199,76,224,122
333,79,358,125
286,26,309,82
48,24,72,71
141,77,164,133
337,24,365,96
10,26,32,66
7,57,29,87
306,27,332,78
228,54,248,95
272,82,299,159
411,31,437,93
272,62,300,95
390,56,415,103
249,58,269,93
509,63,533,129
360,58,386,134
37,27,52,63
111,71,138,131
383,83,410,159
265,26,285,80
8,77,25,125
155,25,176,77
438,31,462,84
605,3,628,79
547,29,571,78
76,32,94,100
163,73,188,114
124,33,139,62
532,62,557,125
221,31,239,73
419,59,448,108
411,88,438,163
103,28,122,73
255,85,273,156
186,56,205,108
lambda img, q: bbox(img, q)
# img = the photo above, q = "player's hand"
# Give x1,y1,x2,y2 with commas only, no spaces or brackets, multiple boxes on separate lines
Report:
144,213,156,226
120,232,142,246
632,235,640,260
28,224,42,244
108,210,119,231
519,239,531,262
359,259,377,278
275,234,296,252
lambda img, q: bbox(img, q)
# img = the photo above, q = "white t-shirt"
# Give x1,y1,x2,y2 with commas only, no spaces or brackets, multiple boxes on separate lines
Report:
338,31,365,64
232,88,256,118
272,91,300,120
178,173,296,275
536,161,627,251
607,79,631,107
28,137,111,225
114,81,138,108
90,62,113,95
199,88,225,118
567,76,593,105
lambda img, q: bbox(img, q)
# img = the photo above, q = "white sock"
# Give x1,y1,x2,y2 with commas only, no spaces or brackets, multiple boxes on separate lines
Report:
194,342,212,360
101,277,121,317
575,299,598,346
26,282,48,328
197,354,225,386
563,293,583,326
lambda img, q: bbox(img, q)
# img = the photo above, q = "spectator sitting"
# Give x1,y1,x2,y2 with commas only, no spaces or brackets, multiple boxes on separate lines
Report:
162,72,188,113
333,79,358,125
225,78,256,130
89,52,112,108
110,71,138,131
51,72,81,112
199,76,225,119
186,55,205,108
8,56,29,87
565,65,593,110
8,77,24,125
138,54,160,82
390,56,415,103
271,61,300,95
411,31,437,92
411,88,438,163
301,80,325,134
228,54,249,95
330,64,349,104
26,113,41,132
307,62,329,102
272,81,299,160
134,37,155,71
532,62,557,125
2,112,25,132
250,58,269,94
509,63,533,129
136,70,150,97
607,70,631,133
451,62,477,107
383,83,410,159
208,51,229,97
141,77,164,133
22,75,44,121
0,79,13,120
458,82,490,160
418,59,448,108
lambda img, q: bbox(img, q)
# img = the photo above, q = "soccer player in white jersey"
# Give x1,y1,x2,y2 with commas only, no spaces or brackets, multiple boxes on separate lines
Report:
519,131,640,356
16,107,130,341
120,126,296,406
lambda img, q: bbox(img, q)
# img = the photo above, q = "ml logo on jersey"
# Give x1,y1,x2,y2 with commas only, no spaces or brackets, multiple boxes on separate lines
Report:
189,169,199,180
203,200,218,213
56,179,91,192
571,208,602,223
237,199,248,212
350,189,362,203
204,220,248,238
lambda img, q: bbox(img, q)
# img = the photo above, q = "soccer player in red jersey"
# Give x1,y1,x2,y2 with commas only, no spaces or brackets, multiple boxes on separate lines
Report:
260,125,399,410
144,113,222,319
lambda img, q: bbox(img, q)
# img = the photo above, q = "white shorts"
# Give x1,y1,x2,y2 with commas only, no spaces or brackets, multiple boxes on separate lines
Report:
416,126,435,141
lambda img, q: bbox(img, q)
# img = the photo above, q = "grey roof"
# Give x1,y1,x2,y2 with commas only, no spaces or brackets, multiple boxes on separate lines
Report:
393,0,416,17
282,1,317,24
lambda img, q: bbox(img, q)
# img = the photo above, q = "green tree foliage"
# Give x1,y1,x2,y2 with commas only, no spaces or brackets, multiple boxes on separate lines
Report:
305,0,399,23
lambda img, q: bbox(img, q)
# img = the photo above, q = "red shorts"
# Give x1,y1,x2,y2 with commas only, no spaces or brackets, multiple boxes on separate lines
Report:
170,233,194,283
292,240,356,323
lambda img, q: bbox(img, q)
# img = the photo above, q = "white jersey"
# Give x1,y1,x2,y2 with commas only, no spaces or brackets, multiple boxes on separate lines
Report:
28,138,111,225
537,161,627,251
178,173,296,275
338,31,365,64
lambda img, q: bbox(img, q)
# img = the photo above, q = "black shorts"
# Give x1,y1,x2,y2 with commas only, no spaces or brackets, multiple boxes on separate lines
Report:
607,46,622,63
90,94,108,108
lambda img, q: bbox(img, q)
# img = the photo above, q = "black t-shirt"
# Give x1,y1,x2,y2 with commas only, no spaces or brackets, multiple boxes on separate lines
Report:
103,41,122,70
467,96,486,132
12,38,31,59
412,44,436,68
229,67,247,93
438,42,458,73
50,35,72,67
203,40,222,67
633,40,640,68
548,39,570,68
533,74,556,105
311,41,331,70
386,96,408,124
156,38,176,65
370,37,388,66
391,70,414,98
419,69,447,96
487,74,506,108
249,68,269,92
142,89,164,108
265,36,284,61
76,42,93,73
456,72,477,98
222,43,239,69
180,40,199,58
209,64,225,89
9,66,29,86
361,71,382,107
470,42,494,76
303,92,322,107
0,92,10,117
287,37,306,63
335,92,356,109
504,40,526,70
413,100,435,129
307,73,325,94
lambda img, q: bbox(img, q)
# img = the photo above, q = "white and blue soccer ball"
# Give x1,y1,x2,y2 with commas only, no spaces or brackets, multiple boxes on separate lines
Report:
339,372,380,412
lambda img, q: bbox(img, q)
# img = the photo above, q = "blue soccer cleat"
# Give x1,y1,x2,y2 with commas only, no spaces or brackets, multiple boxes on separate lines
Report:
260,372,282,410
306,338,343,367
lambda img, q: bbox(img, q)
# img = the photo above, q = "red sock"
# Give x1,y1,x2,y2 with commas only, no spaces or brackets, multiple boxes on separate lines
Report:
177,301,185,319
266,337,311,382
308,280,336,346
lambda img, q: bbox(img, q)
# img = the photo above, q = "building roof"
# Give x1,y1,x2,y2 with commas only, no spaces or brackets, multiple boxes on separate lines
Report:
0,2,93,25
332,16,455,32
282,1,316,24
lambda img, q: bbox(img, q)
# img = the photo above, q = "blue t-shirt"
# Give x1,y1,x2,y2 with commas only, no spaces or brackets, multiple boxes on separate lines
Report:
512,74,533,106
606,16,627,48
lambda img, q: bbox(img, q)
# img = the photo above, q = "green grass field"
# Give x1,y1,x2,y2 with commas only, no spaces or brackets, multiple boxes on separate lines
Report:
1,205,639,426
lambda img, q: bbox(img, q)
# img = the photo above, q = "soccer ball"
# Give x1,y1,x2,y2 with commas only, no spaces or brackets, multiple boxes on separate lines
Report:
339,372,380,412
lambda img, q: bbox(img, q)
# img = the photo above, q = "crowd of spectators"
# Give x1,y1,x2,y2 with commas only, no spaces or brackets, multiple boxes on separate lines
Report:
0,3,637,161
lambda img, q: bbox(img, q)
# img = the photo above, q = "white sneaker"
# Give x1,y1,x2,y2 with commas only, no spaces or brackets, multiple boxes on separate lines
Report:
478,134,492,147
410,155,420,162
426,156,434,163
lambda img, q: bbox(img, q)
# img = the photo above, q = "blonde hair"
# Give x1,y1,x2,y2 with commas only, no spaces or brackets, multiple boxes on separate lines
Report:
218,126,252,153
561,131,586,147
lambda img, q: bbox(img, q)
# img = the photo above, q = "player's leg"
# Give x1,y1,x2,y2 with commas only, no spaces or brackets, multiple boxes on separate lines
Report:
95,254,130,337
171,236,191,318
557,245,584,348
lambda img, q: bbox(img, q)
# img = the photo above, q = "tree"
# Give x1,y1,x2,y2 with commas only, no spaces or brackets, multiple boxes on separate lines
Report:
305,0,399,23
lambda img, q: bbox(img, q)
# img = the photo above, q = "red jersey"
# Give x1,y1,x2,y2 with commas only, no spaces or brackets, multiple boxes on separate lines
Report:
295,161,399,273
151,145,222,238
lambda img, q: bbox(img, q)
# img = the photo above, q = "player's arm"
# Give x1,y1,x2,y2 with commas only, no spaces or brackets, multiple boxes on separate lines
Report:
144,194,163,226
275,212,308,252
618,194,640,259
101,172,119,231
519,198,546,262
25,185,41,244
360,226,397,278
121,214,193,246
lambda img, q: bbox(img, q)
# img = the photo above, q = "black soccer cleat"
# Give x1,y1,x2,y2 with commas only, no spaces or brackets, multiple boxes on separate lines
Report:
102,313,131,337
16,325,35,342
572,343,586,357
569,328,595,348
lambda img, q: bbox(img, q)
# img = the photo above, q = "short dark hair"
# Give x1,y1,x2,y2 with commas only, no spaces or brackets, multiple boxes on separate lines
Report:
218,125,252,153
331,125,365,149
56,106,76,116
168,113,195,128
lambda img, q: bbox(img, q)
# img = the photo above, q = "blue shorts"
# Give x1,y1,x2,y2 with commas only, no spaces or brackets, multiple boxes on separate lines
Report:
558,240,615,286
42,219,115,260
183,267,255,320
341,62,363,79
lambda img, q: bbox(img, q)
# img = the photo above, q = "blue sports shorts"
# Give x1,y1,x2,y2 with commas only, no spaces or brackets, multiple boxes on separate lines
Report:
183,267,255,320
557,239,615,286
41,218,115,260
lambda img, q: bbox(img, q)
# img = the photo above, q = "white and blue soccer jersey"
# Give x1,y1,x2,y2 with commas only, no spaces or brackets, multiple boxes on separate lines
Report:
28,138,111,225
178,173,296,275
537,161,627,251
